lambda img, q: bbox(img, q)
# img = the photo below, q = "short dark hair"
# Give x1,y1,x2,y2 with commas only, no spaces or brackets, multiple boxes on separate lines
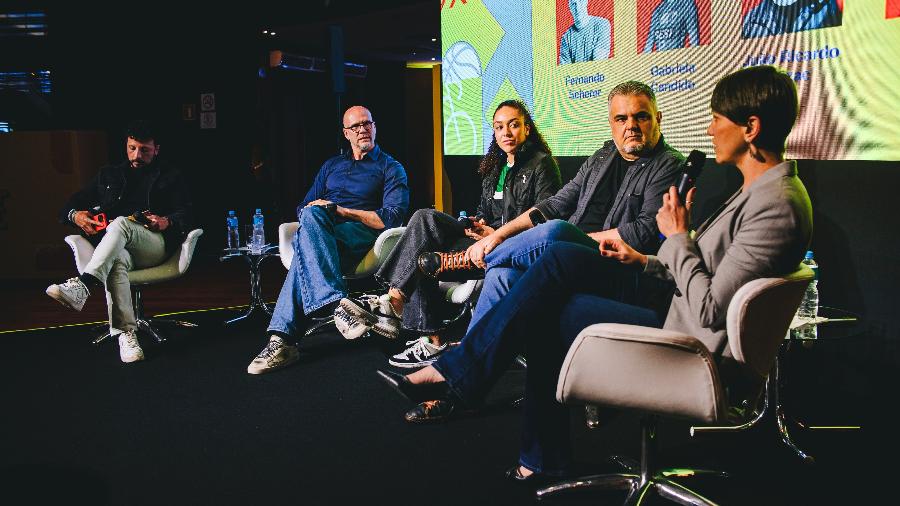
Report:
710,66,798,154
125,120,159,144
607,81,656,106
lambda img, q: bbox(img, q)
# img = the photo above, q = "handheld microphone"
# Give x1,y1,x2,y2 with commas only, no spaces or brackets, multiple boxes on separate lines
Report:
676,150,706,203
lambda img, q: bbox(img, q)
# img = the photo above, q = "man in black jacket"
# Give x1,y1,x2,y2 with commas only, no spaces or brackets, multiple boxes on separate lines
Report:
46,120,193,363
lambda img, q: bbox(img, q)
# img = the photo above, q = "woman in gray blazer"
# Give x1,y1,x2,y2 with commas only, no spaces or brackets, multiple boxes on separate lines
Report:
378,65,813,482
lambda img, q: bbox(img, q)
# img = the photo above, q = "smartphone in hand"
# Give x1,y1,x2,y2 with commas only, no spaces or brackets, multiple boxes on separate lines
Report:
128,210,153,228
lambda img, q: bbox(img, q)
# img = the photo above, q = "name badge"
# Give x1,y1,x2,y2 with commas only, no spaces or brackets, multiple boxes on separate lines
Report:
493,191,503,199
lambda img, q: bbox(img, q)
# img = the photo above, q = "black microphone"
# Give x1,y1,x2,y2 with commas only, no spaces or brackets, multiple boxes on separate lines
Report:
676,150,706,203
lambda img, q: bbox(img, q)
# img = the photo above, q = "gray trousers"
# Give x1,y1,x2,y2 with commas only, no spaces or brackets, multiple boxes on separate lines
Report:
375,208,474,333
83,216,167,333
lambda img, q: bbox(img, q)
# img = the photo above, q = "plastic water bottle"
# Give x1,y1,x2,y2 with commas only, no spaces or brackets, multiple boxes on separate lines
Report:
457,210,473,229
795,250,819,338
226,210,240,250
251,208,265,254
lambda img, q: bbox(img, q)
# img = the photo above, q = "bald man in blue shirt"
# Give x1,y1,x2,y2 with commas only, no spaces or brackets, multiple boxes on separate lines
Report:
247,105,409,374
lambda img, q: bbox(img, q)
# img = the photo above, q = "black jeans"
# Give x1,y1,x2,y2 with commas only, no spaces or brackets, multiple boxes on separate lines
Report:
375,208,475,333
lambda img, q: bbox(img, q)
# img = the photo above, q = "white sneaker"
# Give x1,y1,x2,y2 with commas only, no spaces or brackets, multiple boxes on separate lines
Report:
117,330,144,363
46,277,90,311
334,305,372,340
247,336,300,374
372,294,402,340
388,336,448,368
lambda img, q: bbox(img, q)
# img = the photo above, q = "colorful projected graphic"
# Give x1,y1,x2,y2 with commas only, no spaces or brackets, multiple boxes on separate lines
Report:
441,0,900,160
637,0,711,53
556,0,615,64
888,0,900,18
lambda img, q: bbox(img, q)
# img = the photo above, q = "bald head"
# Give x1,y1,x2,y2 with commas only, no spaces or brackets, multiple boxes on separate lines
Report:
342,106,376,158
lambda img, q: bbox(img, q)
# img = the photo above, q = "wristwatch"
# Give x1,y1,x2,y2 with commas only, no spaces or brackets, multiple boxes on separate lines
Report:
528,208,546,227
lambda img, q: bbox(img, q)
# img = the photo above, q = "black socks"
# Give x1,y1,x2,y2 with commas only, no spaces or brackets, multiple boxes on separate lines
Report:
78,273,103,289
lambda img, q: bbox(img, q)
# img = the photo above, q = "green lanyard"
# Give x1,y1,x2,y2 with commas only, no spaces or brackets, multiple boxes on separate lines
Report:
495,163,510,193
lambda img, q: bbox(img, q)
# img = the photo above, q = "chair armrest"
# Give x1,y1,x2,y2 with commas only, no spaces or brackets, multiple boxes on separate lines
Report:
440,279,483,305
348,226,406,278
129,229,203,285
373,226,406,262
557,323,726,423
278,222,300,270
64,235,95,274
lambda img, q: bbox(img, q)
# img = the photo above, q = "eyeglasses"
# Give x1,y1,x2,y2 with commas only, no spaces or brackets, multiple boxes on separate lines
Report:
343,120,375,133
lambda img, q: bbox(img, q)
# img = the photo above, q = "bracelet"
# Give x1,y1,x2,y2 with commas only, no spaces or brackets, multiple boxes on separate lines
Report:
67,209,78,224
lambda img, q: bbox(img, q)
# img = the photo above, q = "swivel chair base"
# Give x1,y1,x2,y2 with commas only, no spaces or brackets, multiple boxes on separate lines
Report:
536,417,727,506
92,286,198,345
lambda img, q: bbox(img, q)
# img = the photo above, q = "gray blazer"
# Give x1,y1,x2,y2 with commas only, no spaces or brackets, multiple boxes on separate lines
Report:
644,161,813,357
534,137,683,253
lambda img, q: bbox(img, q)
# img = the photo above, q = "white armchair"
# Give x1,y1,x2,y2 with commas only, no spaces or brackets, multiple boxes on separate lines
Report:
277,222,406,335
64,229,204,344
537,266,814,505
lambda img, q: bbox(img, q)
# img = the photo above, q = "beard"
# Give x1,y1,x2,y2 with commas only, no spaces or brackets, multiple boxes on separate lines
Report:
624,142,647,154
357,139,374,152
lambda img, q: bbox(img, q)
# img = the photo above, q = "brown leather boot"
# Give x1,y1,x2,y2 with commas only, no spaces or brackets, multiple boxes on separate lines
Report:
416,251,484,281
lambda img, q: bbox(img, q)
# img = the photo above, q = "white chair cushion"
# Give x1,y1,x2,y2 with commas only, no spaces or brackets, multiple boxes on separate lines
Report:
65,229,203,286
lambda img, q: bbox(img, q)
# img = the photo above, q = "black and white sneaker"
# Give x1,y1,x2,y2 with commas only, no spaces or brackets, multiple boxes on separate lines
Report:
340,294,401,340
334,305,372,340
389,336,448,368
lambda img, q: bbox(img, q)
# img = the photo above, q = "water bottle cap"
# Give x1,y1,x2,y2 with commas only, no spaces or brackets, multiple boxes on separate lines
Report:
804,250,813,259
255,208,262,214
228,210,235,216
459,211,467,217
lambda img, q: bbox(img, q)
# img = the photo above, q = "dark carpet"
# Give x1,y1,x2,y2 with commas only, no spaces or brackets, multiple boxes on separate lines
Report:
0,310,879,506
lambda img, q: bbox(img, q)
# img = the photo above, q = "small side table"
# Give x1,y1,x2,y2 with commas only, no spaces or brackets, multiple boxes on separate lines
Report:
220,245,279,325
692,306,863,464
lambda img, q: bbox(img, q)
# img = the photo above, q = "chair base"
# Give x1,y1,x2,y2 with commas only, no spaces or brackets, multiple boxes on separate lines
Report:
304,316,337,337
690,354,816,464
537,417,726,506
224,301,273,325
93,318,198,345
537,470,723,506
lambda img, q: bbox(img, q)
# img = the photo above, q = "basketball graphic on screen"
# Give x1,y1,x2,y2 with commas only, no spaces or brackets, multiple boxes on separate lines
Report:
443,41,483,155
443,41,482,87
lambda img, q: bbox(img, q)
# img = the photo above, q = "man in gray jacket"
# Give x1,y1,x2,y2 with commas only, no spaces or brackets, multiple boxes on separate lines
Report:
463,80,683,327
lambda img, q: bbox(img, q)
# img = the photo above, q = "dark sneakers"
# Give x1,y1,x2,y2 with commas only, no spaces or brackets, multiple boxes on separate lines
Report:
417,251,484,281
388,337,448,368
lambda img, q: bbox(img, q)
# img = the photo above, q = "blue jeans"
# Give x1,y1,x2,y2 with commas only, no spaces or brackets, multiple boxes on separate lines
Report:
267,206,379,337
432,242,660,475
467,220,599,332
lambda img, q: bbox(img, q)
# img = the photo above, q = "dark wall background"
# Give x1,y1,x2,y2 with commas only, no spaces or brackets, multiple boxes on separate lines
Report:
1,4,433,256
444,154,900,373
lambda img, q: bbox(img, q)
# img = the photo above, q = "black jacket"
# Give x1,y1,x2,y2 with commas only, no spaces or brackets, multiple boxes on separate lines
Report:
477,142,562,229
534,137,683,254
59,160,193,255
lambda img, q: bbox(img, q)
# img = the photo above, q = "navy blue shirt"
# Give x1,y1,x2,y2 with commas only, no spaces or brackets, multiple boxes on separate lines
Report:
298,144,409,230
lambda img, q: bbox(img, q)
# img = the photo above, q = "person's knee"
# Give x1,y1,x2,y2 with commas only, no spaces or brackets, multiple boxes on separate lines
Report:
300,205,330,224
105,216,130,234
410,208,438,222
539,220,580,242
